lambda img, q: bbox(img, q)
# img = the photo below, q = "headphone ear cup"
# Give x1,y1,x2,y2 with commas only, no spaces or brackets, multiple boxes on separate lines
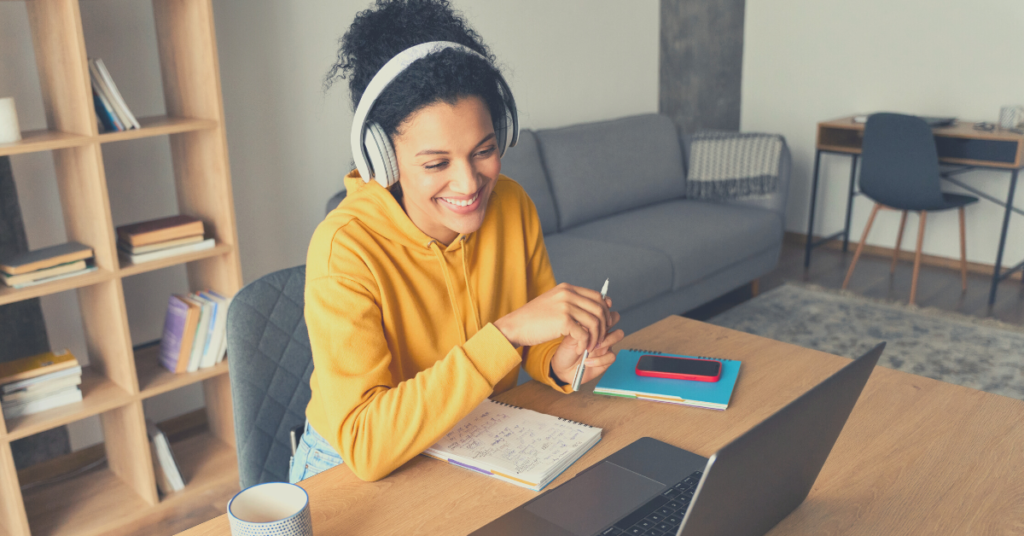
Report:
497,105,515,157
364,122,399,188
494,106,508,158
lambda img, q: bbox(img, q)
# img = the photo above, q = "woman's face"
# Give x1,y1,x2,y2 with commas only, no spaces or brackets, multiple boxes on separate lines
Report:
392,96,501,245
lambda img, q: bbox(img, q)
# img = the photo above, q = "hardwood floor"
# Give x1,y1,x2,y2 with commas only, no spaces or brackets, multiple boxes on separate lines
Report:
769,238,1024,325
686,237,1024,327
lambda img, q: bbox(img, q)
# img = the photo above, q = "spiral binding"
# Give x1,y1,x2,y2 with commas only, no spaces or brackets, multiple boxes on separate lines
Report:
489,399,595,428
490,400,523,410
625,348,734,362
557,416,595,428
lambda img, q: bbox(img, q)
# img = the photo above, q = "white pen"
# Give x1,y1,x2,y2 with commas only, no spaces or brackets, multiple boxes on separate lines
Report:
572,278,609,392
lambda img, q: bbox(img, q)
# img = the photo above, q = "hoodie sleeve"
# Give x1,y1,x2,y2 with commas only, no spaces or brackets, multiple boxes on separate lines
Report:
305,272,522,482
517,191,574,394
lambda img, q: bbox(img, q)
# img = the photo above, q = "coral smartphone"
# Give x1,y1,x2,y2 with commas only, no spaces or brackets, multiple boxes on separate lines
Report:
635,354,722,382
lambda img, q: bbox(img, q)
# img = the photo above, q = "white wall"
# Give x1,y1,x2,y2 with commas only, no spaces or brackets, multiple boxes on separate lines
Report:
0,1,658,450
212,0,660,283
742,0,1024,266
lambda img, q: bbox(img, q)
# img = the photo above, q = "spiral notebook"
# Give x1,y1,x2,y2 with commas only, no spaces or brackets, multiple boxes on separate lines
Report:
423,398,602,491
594,349,741,410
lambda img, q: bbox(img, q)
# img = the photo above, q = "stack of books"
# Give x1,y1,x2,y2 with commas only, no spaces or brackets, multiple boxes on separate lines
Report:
146,419,185,494
116,215,214,264
158,290,233,374
0,242,96,289
1,349,83,420
89,57,140,133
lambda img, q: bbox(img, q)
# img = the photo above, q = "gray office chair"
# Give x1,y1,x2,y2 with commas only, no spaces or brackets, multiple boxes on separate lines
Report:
227,265,313,488
843,113,978,304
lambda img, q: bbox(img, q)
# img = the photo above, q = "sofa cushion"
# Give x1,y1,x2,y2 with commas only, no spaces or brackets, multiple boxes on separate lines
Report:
563,200,783,291
500,130,559,234
535,114,687,230
543,233,673,312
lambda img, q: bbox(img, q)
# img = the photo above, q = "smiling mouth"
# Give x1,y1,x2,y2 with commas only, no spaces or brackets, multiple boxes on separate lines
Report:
438,193,480,207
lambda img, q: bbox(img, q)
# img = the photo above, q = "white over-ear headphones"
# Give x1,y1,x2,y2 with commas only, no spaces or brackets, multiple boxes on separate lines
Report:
350,41,519,188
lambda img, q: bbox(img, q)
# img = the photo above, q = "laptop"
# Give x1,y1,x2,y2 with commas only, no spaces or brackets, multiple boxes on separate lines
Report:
472,342,885,536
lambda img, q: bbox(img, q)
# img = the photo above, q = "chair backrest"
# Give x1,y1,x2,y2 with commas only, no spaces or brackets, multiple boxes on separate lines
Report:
227,265,313,489
860,113,946,211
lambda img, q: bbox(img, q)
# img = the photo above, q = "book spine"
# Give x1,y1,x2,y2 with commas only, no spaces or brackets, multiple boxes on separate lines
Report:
2,388,82,419
89,59,131,130
176,298,201,373
159,296,189,373
91,91,119,132
95,58,139,129
118,221,205,248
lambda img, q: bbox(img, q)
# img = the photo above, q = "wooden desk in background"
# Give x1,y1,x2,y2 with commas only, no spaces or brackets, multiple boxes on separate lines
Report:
180,316,1024,535
804,115,1024,305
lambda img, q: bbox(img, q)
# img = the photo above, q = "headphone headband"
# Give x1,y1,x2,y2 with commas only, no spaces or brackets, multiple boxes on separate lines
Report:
350,41,519,188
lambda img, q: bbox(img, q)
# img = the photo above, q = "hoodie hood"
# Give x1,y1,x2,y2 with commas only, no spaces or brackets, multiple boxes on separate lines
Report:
338,170,467,253
335,169,480,342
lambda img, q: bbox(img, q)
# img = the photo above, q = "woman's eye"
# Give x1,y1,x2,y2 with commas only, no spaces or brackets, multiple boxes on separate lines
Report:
425,161,448,170
475,147,496,158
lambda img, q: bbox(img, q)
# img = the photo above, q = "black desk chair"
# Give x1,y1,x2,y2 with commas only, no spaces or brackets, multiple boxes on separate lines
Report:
226,265,313,488
842,113,978,304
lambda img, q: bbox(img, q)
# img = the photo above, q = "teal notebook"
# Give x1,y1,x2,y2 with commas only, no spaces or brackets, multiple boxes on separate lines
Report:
594,349,741,410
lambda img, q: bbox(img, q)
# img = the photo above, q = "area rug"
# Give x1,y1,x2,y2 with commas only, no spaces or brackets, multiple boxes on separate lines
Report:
707,283,1024,401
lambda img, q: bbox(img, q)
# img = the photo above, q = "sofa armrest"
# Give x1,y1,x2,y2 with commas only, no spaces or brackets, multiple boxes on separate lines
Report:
682,131,791,216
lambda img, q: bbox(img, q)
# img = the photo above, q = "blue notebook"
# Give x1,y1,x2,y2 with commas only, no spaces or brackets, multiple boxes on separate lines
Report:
594,349,741,410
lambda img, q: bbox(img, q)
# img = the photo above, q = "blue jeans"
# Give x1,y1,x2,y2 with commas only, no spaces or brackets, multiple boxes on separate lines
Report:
289,421,343,483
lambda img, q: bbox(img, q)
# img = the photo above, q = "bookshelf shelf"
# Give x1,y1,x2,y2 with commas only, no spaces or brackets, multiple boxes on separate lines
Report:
0,268,113,307
168,430,237,497
4,368,131,442
117,241,233,276
0,116,217,158
0,130,91,158
0,0,242,534
96,115,217,144
135,345,229,400
20,430,237,536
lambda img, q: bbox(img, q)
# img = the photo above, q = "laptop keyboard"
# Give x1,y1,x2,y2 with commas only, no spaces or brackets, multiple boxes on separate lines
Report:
598,470,703,536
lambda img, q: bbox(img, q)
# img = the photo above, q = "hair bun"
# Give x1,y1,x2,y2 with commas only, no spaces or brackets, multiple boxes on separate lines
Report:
327,0,494,107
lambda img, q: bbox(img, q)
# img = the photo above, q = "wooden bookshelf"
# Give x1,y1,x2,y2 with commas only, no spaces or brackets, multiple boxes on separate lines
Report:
0,116,215,158
0,1,242,534
20,430,237,536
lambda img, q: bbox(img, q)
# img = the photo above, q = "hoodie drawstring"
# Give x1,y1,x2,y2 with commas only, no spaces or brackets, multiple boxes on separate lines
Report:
429,240,468,344
460,237,483,334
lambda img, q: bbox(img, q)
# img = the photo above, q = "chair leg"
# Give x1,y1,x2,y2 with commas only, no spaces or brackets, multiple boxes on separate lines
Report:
891,210,908,273
910,211,928,305
959,207,968,291
843,203,882,290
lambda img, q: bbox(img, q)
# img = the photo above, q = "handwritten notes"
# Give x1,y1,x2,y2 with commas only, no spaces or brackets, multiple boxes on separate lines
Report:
425,399,602,489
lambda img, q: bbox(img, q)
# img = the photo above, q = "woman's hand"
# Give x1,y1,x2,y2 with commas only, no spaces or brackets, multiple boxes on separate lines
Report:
493,282,619,353
550,327,625,385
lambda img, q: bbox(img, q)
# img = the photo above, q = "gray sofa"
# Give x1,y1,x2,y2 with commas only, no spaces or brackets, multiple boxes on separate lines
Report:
328,113,790,335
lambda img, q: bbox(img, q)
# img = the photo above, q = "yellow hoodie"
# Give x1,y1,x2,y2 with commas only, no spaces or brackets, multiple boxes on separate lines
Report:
304,171,570,481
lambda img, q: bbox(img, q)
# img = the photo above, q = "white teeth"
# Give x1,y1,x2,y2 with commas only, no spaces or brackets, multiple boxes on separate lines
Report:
440,194,478,207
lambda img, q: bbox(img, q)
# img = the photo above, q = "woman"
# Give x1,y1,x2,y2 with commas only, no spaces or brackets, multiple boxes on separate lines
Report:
293,0,624,484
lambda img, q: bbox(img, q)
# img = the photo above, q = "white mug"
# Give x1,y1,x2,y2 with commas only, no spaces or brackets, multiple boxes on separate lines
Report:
227,482,313,536
999,105,1024,130
0,97,21,144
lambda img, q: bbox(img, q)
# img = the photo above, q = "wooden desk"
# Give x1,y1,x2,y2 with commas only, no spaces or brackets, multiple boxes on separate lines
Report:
804,115,1024,304
180,316,1024,535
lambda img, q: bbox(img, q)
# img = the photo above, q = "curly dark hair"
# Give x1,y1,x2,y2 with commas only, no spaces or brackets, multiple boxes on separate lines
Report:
326,0,508,142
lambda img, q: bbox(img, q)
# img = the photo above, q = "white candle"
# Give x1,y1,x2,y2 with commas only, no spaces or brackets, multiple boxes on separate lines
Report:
0,97,21,144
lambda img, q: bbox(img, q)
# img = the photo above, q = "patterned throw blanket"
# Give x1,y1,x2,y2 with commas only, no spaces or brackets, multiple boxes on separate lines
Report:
686,132,783,200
